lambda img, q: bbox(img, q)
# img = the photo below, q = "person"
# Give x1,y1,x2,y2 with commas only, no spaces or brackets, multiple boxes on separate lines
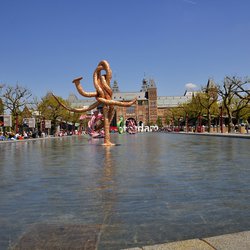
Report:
245,121,249,134
7,131,15,140
0,132,5,141
38,130,42,137
15,132,20,140
23,131,28,139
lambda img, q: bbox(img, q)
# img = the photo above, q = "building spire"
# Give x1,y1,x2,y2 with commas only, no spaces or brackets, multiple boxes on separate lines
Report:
112,80,120,93
140,78,148,92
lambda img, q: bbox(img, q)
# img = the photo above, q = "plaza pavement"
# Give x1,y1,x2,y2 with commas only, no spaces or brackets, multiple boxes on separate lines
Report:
122,230,250,250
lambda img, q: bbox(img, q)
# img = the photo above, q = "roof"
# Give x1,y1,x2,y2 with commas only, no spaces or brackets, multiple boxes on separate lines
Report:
157,95,192,108
113,92,146,101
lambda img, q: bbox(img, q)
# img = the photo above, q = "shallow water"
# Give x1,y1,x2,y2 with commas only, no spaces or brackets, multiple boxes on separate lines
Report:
0,133,249,249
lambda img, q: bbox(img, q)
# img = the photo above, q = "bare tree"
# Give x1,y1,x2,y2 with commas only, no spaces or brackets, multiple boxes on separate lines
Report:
0,83,5,91
0,84,4,128
218,76,250,132
1,84,32,132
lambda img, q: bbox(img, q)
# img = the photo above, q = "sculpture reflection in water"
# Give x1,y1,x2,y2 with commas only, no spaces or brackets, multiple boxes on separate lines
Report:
53,60,136,146
96,147,117,248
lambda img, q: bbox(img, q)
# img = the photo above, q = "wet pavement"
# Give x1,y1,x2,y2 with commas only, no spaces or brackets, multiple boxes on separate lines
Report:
0,133,250,249
123,230,250,249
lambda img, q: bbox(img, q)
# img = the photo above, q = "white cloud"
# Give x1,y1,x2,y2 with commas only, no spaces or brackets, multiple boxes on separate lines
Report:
185,83,197,89
183,0,196,5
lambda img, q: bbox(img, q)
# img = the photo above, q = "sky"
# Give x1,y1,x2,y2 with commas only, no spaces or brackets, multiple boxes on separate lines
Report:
1,0,250,100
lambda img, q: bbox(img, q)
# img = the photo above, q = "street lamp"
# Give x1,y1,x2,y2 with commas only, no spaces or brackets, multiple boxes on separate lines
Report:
219,106,223,133
198,115,202,133
186,114,189,133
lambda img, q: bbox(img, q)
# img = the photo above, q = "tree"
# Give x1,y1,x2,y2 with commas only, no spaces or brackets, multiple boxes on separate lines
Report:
59,110,81,133
168,106,187,131
163,109,173,126
156,116,163,128
0,84,5,114
38,92,69,135
178,94,205,130
1,84,32,132
231,97,250,124
218,76,250,132
196,79,219,132
0,98,4,115
68,111,81,132
18,106,33,130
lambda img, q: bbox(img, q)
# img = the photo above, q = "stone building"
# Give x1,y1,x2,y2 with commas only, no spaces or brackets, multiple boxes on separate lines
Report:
67,78,194,126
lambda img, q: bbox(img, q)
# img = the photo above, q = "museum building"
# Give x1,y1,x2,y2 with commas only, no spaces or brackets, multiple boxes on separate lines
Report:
67,78,194,126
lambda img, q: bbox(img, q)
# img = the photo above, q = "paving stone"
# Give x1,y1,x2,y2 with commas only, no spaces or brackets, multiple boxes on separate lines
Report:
203,230,250,250
141,239,214,249
121,248,142,250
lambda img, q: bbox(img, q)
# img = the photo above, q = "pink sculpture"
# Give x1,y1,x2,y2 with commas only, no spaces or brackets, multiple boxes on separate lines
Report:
87,110,104,138
53,60,136,146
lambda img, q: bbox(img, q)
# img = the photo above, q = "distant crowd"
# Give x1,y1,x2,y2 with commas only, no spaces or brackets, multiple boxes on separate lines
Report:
0,129,84,141
0,131,42,141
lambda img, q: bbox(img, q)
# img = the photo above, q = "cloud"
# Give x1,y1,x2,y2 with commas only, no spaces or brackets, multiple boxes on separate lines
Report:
185,83,197,89
183,0,196,5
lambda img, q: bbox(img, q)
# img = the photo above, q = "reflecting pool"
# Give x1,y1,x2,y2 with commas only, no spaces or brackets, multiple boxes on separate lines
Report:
0,133,249,249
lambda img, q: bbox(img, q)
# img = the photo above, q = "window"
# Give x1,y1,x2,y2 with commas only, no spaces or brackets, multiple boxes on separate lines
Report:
126,106,135,114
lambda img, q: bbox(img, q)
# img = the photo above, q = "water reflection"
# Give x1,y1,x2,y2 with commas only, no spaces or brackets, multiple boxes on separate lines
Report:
0,134,250,249
96,147,117,248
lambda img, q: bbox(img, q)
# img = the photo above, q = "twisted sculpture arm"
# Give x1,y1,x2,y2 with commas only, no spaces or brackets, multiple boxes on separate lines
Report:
97,97,137,106
52,93,100,113
73,77,97,98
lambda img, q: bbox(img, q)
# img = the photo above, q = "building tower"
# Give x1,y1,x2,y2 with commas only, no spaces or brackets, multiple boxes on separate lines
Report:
147,79,158,124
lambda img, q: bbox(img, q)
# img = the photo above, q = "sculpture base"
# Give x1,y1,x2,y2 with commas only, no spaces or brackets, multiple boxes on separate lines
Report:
102,142,115,146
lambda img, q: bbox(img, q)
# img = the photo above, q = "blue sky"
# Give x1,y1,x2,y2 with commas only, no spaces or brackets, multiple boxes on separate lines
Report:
1,0,250,99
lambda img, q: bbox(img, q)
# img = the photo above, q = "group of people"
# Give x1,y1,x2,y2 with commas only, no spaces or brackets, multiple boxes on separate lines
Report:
0,129,50,141
56,130,75,137
0,131,31,141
